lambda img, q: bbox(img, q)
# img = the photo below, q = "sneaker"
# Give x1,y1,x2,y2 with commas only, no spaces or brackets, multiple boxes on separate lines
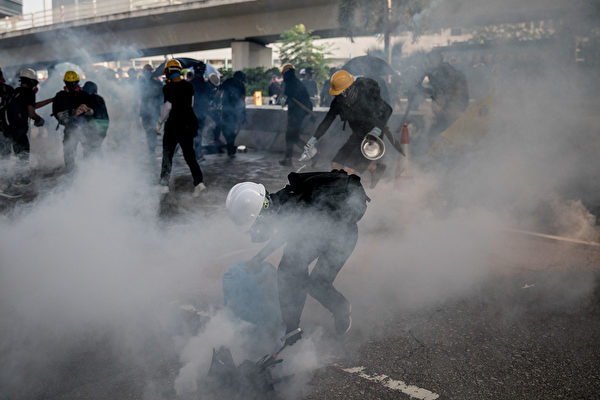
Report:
334,303,352,335
192,182,206,197
12,177,32,188
0,184,23,199
279,158,292,167
157,184,169,194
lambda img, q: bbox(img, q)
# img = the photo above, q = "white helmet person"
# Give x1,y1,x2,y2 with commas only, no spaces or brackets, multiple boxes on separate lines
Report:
226,182,267,229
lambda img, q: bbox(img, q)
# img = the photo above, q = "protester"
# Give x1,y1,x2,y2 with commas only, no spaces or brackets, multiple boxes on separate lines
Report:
0,67,15,158
226,169,370,344
155,59,205,196
139,64,163,155
319,67,338,107
81,81,109,155
219,70,246,157
0,68,52,188
190,62,211,158
268,74,282,105
53,70,94,171
415,50,469,154
301,66,318,100
279,64,313,167
301,70,402,187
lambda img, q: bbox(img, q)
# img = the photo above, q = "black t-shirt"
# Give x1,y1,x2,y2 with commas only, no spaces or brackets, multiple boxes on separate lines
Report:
221,78,246,110
163,80,195,122
314,77,392,138
139,77,163,119
52,89,93,127
7,86,35,129
190,76,211,117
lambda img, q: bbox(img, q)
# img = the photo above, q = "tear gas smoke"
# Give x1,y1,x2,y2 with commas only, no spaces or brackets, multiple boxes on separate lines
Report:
1,0,599,398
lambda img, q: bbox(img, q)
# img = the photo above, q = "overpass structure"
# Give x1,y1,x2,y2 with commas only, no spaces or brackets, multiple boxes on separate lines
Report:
0,0,341,68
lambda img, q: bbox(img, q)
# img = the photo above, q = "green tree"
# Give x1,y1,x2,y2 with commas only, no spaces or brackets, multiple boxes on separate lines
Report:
338,0,430,63
278,24,330,85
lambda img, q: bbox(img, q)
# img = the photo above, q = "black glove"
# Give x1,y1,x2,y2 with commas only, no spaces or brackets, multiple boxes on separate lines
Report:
34,117,45,127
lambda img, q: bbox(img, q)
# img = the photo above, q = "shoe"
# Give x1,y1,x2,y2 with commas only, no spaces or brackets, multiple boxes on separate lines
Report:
12,177,32,188
279,158,292,167
157,184,169,194
334,303,352,335
0,184,23,199
369,164,387,189
192,182,206,197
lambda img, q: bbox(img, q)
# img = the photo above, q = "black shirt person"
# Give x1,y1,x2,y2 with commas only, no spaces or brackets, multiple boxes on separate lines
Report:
155,59,205,197
226,170,370,343
139,64,163,155
279,64,313,166
302,70,403,187
81,81,109,156
218,71,246,157
53,70,94,171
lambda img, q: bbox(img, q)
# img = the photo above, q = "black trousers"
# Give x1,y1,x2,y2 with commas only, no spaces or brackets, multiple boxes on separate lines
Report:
277,223,358,333
1,127,29,161
221,109,243,156
284,112,306,159
160,127,203,186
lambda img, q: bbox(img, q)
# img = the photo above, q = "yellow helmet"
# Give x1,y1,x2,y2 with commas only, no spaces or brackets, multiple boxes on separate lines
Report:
281,63,295,75
63,70,80,82
329,70,354,95
164,59,182,76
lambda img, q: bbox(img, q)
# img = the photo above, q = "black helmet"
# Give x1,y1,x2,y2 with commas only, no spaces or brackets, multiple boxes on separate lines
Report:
82,81,98,95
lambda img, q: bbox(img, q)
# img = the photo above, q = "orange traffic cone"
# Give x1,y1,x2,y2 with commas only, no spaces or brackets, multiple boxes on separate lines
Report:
395,123,413,187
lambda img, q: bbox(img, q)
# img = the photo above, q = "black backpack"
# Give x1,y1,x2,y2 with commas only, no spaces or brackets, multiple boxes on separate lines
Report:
287,169,370,224
0,84,15,132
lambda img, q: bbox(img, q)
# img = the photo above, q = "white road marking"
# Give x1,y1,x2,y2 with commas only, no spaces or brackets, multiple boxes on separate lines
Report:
339,365,439,400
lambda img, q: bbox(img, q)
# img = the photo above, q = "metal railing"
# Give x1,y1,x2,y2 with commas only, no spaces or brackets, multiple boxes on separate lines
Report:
0,0,203,35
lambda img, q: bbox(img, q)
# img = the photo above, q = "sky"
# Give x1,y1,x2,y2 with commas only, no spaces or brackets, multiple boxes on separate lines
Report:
23,0,51,14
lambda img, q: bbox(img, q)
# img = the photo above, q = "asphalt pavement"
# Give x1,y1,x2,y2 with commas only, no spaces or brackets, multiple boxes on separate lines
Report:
1,149,599,400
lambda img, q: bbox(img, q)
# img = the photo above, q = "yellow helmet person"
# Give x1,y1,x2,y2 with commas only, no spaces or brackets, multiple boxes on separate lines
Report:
63,70,80,82
329,70,354,96
163,59,182,79
281,63,295,75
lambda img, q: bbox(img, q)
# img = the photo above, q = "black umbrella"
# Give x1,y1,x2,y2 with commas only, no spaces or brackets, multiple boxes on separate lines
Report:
342,56,396,103
151,58,219,78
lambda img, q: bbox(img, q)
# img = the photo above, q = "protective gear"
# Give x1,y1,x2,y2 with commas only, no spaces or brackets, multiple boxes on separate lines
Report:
63,70,80,82
360,127,386,161
226,182,267,228
19,68,37,82
329,70,354,96
281,64,294,75
193,61,206,76
164,59,182,78
298,136,317,162
33,117,44,127
208,73,220,86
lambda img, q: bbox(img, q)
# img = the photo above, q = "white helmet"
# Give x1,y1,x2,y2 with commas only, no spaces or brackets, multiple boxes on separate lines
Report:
19,68,37,81
226,182,266,228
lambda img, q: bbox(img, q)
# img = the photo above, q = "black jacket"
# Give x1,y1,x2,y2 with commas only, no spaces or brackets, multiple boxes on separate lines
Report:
283,70,312,119
314,77,392,138
53,89,93,128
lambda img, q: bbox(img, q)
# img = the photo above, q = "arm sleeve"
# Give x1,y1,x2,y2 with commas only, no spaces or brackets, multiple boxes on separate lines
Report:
375,100,393,130
313,98,339,140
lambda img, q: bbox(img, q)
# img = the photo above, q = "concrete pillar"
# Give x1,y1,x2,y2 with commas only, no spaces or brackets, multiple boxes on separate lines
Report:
231,41,272,70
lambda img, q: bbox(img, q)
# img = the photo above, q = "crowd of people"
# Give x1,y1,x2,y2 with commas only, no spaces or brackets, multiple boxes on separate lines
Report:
0,50,473,349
